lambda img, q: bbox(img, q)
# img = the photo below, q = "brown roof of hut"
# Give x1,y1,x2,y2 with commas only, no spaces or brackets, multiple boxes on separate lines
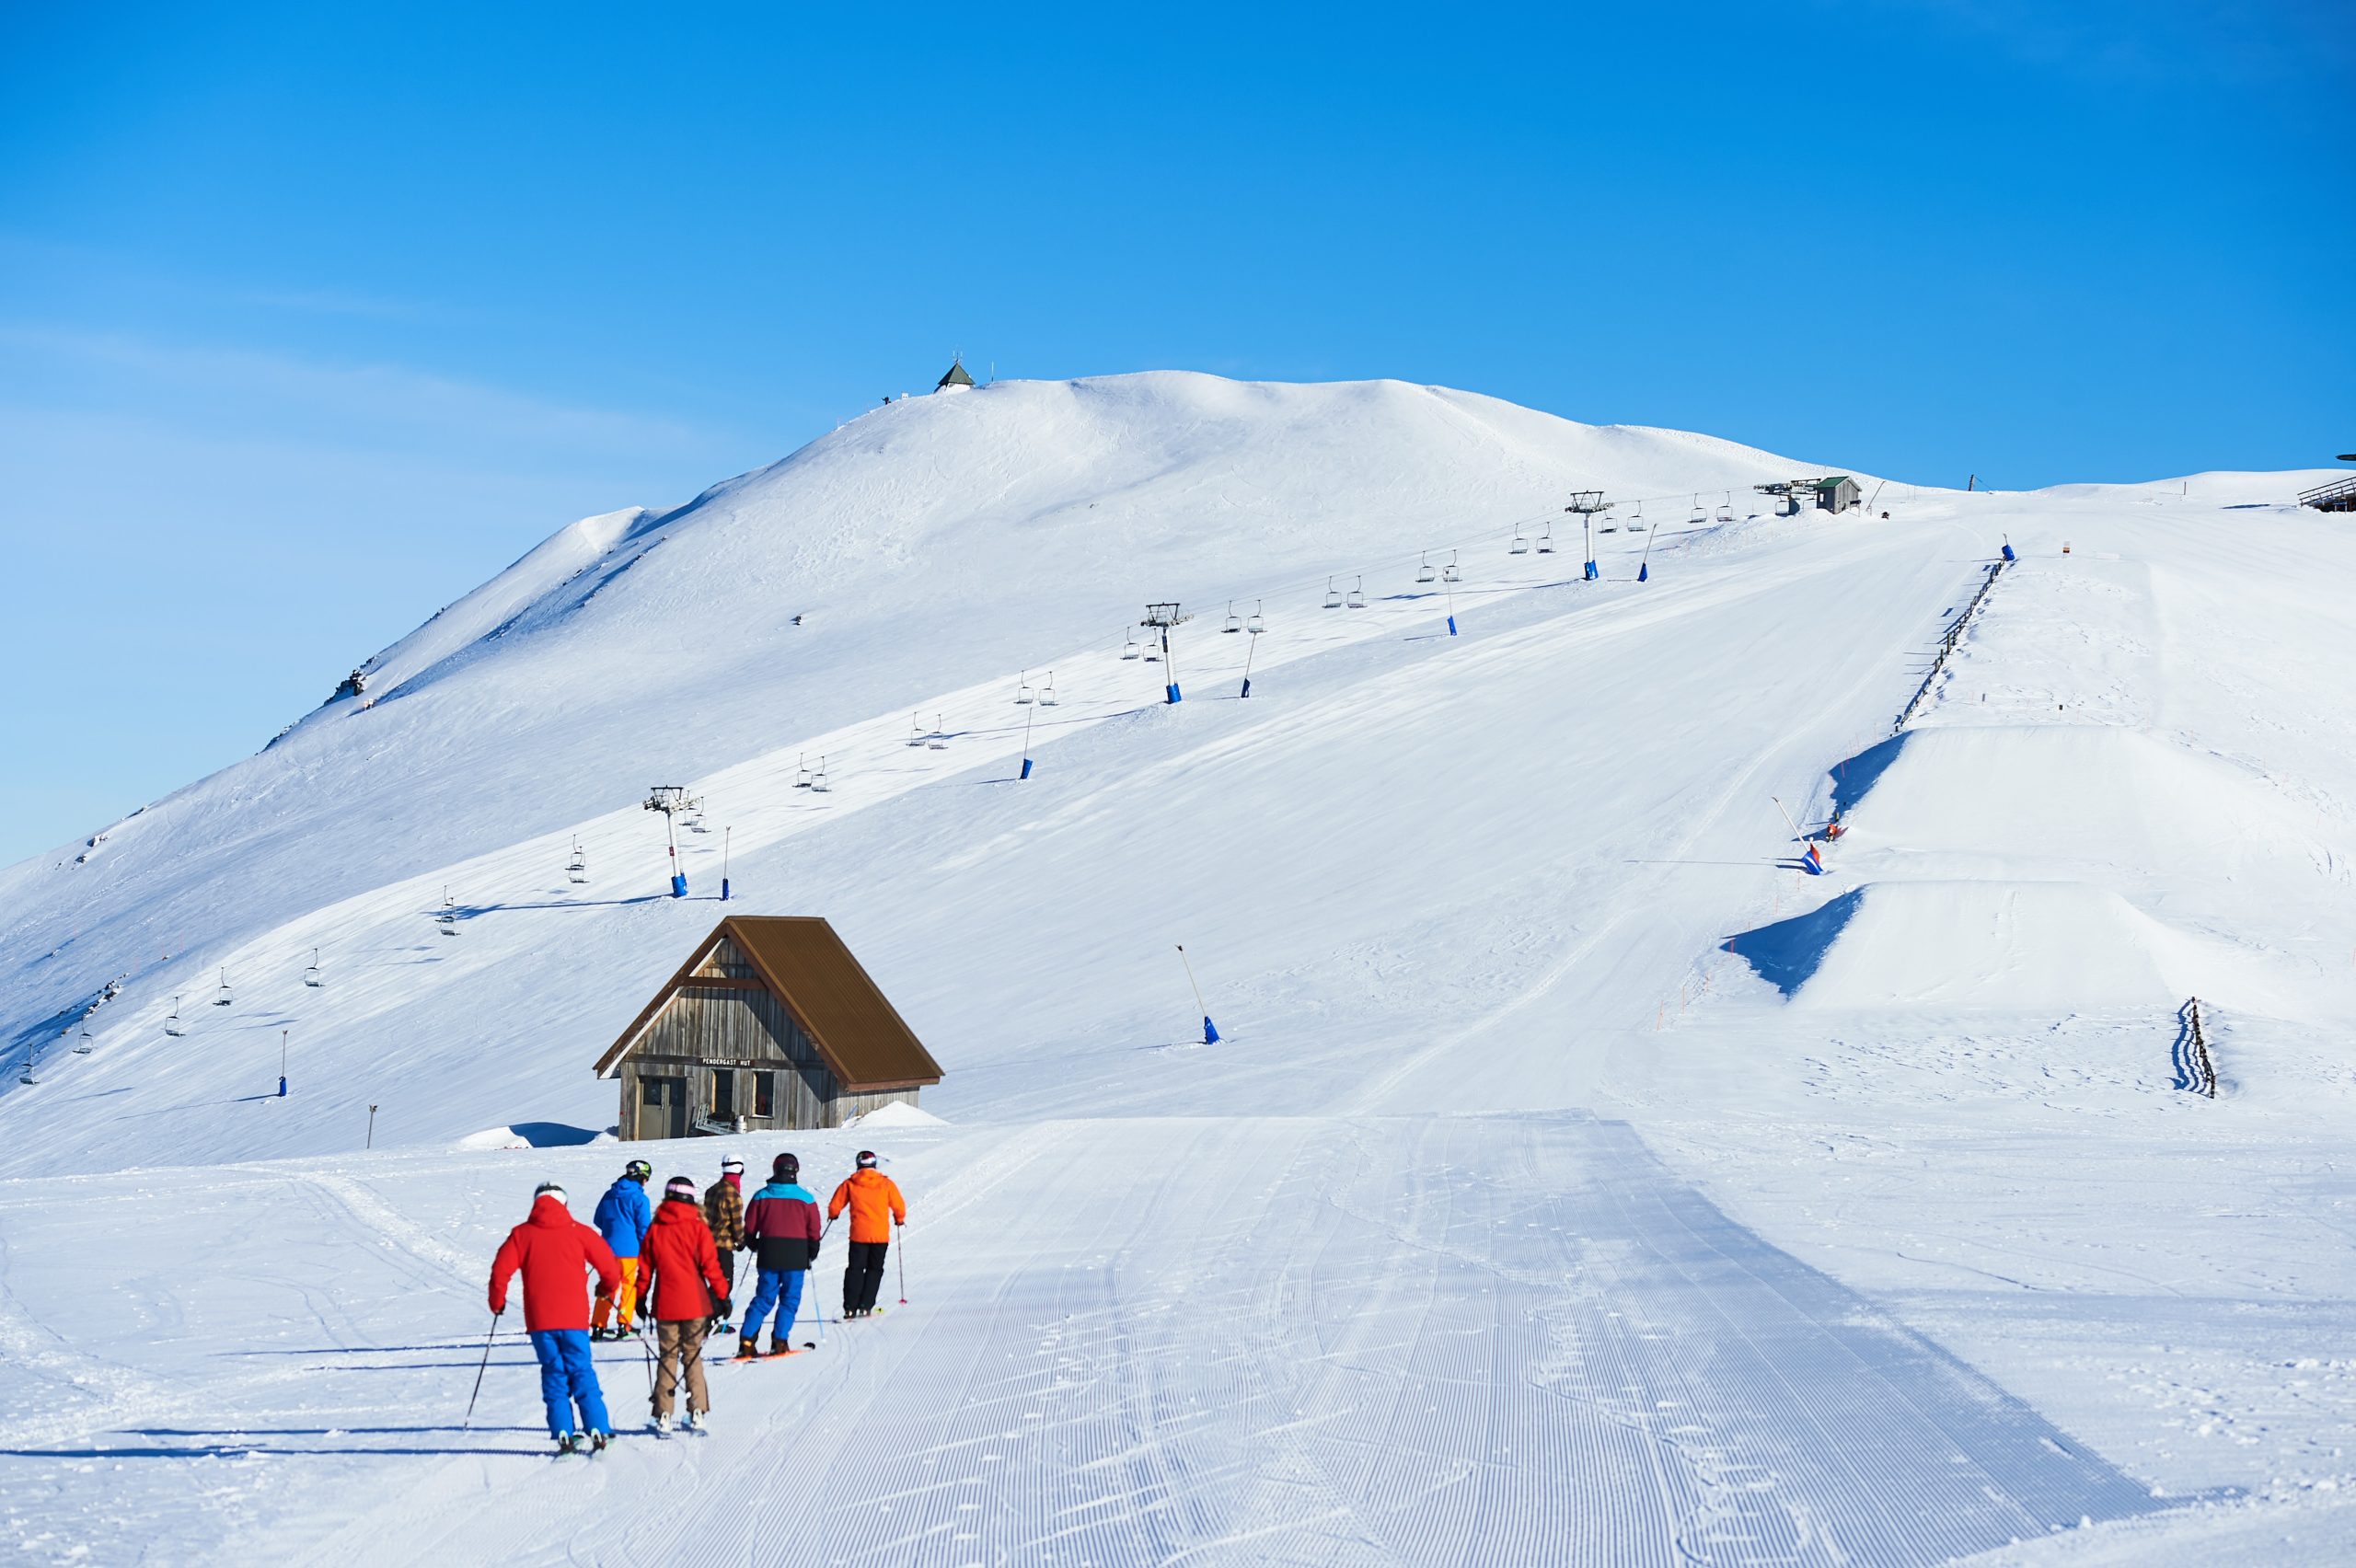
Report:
595,916,942,1091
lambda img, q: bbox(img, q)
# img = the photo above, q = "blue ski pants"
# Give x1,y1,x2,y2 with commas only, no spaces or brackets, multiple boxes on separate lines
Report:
741,1267,804,1345
528,1328,611,1439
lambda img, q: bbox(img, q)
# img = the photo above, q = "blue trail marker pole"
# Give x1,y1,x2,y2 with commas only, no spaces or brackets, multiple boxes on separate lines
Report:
1018,699,1037,778
278,1029,288,1098
1176,945,1218,1044
721,826,732,902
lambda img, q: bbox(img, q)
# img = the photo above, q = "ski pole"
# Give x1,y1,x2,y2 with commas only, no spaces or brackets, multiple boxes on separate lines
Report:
462,1311,501,1431
896,1223,907,1307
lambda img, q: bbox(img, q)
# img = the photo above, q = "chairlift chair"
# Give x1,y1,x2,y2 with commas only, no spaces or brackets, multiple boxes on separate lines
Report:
1688,494,1706,525
1014,673,1034,705
1246,600,1265,635
1416,553,1436,583
1537,520,1555,554
1221,602,1242,634
1346,576,1367,608
1715,493,1735,523
1142,635,1161,663
1509,527,1530,555
928,716,948,751
75,1026,93,1055
811,756,832,792
214,969,233,1007
1442,551,1461,584
1121,630,1141,661
1323,576,1342,610
907,714,927,747
304,946,324,986
567,841,588,882
165,997,185,1037
794,755,812,789
1038,672,1059,707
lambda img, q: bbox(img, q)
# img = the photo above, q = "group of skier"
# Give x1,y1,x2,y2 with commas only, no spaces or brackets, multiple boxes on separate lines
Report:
485,1147,908,1455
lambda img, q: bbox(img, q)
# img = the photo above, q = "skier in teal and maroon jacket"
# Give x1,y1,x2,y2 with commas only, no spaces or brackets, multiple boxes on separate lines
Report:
735,1152,822,1357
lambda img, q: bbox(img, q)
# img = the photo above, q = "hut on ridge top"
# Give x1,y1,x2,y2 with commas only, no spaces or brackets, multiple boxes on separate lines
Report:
595,916,942,1140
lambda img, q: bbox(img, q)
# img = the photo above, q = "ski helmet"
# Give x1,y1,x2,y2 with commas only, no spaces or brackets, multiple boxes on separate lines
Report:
625,1159,653,1181
771,1152,799,1180
856,1150,877,1169
664,1175,698,1202
535,1182,568,1206
721,1157,744,1173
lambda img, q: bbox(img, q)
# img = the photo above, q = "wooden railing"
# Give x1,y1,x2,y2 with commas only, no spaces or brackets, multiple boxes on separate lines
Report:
2174,996,2216,1098
2296,474,2356,513
1893,559,2008,732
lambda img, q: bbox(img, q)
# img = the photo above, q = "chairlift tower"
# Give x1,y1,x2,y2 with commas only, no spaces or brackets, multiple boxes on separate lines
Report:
1566,490,1611,582
1142,603,1190,703
643,785,701,898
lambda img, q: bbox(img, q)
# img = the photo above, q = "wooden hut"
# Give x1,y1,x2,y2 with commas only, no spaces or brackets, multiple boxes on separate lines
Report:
594,916,942,1140
1811,476,1861,514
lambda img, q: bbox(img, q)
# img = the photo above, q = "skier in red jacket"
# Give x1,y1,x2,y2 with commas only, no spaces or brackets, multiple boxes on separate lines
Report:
488,1182,622,1456
637,1175,731,1432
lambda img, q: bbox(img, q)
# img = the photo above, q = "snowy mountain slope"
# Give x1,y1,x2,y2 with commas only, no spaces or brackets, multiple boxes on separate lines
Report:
0,373,1864,1162
5,375,2356,1563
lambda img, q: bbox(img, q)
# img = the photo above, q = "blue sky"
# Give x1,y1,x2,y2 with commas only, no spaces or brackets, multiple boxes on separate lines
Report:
3,0,2350,866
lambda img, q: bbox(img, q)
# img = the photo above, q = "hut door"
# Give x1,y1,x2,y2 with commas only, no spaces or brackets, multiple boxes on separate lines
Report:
638,1076,687,1141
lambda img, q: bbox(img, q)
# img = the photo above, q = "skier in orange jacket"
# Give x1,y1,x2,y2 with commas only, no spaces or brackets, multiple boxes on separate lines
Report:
827,1150,906,1318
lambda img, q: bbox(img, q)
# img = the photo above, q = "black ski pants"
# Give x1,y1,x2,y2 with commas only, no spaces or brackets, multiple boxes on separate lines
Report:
844,1240,889,1313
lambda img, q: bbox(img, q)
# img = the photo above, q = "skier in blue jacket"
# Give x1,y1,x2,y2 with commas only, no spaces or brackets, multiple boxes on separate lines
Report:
590,1159,653,1339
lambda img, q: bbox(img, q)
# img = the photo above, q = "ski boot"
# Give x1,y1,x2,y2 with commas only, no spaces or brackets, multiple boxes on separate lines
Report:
589,1430,611,1456
555,1433,580,1458
685,1409,707,1433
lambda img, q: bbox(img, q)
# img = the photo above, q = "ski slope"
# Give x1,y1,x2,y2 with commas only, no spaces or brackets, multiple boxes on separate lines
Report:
4,373,2354,1564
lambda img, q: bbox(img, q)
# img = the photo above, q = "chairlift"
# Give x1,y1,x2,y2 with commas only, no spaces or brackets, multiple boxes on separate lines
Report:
1509,527,1530,555
304,946,324,986
794,754,812,789
687,815,710,835
1537,520,1555,555
1442,551,1461,584
907,713,927,747
567,840,588,882
1121,630,1141,661
165,997,186,1038
1014,672,1034,705
1715,491,1735,523
75,1025,93,1055
1688,493,1706,525
214,968,233,1007
1246,600,1265,635
1222,601,1242,634
928,715,948,751
1038,671,1059,707
1323,576,1343,610
1141,634,1161,663
17,1055,34,1086
811,755,832,792
1416,552,1436,583
1346,576,1367,609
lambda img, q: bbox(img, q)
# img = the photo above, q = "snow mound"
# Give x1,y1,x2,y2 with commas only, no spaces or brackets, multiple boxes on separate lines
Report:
842,1101,948,1130
1841,725,2344,882
1727,881,2246,1011
452,1121,610,1151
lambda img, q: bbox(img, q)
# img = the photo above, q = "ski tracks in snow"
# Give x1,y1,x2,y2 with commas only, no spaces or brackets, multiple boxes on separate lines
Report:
286,1114,2162,1567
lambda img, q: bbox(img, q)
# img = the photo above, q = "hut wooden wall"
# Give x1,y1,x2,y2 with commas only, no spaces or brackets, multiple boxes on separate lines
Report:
615,947,924,1137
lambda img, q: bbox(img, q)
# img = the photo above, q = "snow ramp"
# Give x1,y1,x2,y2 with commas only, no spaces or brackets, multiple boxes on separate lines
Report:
1726,881,2240,1011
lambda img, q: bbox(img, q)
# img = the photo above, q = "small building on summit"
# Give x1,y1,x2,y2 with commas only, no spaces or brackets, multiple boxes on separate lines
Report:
1811,476,1861,514
595,916,943,1140
935,356,976,393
